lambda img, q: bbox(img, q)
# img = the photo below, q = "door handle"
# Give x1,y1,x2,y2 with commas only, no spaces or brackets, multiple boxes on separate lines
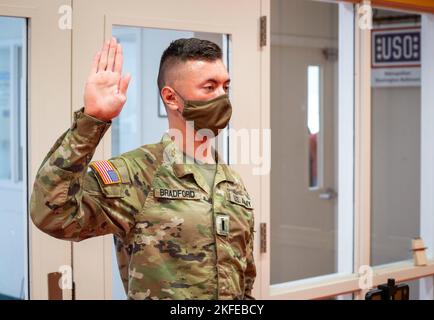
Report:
319,187,337,200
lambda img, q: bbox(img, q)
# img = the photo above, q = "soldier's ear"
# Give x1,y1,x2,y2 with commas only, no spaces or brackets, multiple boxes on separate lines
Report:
161,86,180,112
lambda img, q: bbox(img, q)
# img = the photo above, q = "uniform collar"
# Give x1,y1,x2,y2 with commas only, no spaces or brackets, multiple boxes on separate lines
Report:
160,132,237,193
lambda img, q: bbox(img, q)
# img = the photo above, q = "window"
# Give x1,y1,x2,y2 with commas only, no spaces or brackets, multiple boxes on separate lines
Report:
0,28,24,182
270,0,352,285
307,65,321,189
0,16,27,300
370,8,422,266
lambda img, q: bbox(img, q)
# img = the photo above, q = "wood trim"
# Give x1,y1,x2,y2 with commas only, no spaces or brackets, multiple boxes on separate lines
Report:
47,272,63,300
340,0,434,14
373,1,434,14
269,260,434,300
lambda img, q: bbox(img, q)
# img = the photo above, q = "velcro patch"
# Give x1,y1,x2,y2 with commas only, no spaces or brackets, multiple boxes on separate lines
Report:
215,214,230,236
228,191,253,209
90,160,121,185
154,188,201,200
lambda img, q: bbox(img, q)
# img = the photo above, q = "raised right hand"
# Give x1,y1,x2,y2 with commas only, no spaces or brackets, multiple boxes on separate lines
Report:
84,37,131,121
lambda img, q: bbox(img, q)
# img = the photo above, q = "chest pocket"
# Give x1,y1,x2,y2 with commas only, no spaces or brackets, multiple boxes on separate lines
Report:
147,164,205,205
223,188,254,232
99,183,125,198
135,172,211,246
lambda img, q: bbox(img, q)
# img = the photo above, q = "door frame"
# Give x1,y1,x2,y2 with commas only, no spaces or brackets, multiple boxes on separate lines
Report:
0,0,73,300
262,0,356,300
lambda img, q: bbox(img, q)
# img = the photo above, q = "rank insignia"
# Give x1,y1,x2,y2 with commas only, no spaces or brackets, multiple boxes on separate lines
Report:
215,214,230,236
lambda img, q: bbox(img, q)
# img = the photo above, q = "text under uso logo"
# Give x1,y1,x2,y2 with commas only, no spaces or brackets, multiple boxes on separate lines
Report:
372,27,420,68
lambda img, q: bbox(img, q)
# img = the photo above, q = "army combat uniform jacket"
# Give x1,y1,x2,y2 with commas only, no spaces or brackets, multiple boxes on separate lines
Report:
30,108,256,300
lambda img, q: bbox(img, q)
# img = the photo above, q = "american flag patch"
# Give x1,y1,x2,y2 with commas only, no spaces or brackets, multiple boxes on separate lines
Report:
90,160,121,185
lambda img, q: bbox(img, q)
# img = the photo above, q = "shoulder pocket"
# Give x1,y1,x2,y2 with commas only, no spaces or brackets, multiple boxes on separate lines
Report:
99,183,125,198
89,160,126,198
89,172,125,198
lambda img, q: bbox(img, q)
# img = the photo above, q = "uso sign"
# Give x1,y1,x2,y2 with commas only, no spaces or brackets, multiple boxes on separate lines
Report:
372,26,421,87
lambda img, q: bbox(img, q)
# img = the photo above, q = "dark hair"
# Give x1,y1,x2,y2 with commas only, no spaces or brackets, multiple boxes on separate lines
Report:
157,38,222,93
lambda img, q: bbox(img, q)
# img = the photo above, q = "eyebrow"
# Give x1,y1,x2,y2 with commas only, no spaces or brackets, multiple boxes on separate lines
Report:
200,78,231,85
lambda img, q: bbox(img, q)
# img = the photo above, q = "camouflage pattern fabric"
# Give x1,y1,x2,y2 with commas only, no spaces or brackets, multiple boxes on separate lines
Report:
30,108,256,300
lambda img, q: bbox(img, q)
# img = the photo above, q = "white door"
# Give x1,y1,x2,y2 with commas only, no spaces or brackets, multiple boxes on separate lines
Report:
0,0,73,300
71,0,264,299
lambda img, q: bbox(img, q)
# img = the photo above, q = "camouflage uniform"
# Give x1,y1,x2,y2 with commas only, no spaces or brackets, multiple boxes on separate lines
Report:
30,108,256,300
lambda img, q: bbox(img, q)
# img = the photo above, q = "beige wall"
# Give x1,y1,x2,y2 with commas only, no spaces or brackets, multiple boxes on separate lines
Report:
271,0,338,39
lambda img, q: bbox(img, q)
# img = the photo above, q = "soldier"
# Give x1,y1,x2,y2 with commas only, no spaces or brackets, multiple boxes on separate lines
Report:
30,37,256,300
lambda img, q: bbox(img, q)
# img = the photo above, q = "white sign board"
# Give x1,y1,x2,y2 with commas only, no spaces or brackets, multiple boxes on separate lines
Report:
371,26,421,87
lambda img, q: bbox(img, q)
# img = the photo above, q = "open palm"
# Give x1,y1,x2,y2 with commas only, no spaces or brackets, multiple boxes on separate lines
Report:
84,37,131,121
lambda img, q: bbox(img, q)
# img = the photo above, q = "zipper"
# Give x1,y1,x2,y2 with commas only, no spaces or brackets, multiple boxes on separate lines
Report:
211,171,220,299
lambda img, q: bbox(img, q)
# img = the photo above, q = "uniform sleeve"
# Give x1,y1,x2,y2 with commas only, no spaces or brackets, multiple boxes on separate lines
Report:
244,212,257,300
30,108,136,242
235,174,257,300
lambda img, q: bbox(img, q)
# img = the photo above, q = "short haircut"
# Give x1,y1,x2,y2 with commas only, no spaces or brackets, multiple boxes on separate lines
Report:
157,38,223,93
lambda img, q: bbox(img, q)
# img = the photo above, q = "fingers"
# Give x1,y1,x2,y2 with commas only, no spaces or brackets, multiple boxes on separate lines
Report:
95,37,120,73
90,51,101,74
107,37,117,72
114,43,123,74
98,40,110,71
118,73,131,96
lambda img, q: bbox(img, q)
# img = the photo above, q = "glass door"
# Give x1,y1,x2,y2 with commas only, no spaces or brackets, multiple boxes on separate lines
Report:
0,0,73,300
71,0,263,299
266,0,356,299
0,15,27,300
